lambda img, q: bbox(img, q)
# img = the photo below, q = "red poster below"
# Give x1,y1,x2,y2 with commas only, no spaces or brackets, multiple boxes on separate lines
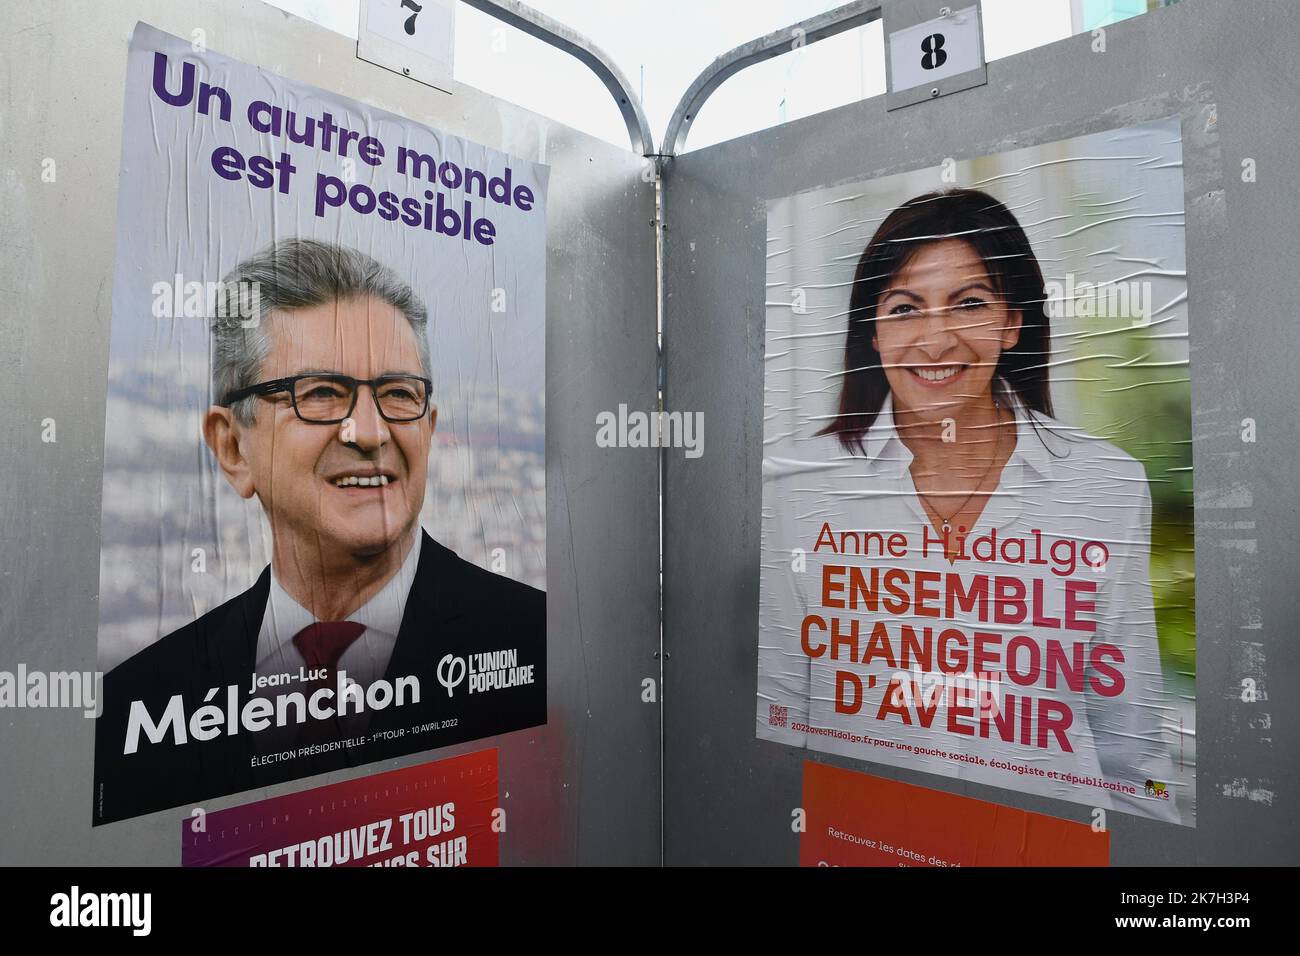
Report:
182,749,499,867
801,762,1108,867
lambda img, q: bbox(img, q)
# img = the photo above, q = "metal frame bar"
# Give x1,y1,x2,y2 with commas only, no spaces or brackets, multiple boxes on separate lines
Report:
661,0,884,159
462,0,655,155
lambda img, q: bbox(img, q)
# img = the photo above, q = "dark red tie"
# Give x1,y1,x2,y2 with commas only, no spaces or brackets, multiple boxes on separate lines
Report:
293,621,366,684
292,622,365,746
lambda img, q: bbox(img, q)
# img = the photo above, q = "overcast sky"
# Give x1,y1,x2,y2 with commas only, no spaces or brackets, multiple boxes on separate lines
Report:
265,0,1076,152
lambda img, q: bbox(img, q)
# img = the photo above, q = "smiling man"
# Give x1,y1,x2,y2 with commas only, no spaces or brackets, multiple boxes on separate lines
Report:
94,239,546,824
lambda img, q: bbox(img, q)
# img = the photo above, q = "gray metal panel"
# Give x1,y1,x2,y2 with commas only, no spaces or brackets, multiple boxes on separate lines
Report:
0,0,659,865
662,0,1297,865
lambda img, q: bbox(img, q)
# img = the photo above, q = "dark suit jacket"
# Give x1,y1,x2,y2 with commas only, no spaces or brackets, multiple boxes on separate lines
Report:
93,531,545,825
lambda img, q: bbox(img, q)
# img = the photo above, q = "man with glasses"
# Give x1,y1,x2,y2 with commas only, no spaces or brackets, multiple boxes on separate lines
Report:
93,239,545,823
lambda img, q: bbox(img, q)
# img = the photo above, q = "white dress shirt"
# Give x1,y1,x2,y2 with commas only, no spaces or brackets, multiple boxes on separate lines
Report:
254,533,423,722
758,383,1183,824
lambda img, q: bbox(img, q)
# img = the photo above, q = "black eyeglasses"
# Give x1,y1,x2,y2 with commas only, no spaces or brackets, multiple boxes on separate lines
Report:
222,374,433,424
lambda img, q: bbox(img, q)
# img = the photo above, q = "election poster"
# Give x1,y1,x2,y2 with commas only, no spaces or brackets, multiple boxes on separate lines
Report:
758,118,1195,826
800,762,1108,867
182,750,499,867
93,24,547,825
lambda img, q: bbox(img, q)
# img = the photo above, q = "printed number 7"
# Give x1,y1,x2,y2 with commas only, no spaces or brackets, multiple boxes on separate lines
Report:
401,0,423,36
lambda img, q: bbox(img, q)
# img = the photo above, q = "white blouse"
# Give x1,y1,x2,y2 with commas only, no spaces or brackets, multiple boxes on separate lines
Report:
757,385,1183,824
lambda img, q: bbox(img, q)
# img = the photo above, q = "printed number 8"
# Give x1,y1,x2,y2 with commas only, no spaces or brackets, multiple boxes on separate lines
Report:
921,33,947,70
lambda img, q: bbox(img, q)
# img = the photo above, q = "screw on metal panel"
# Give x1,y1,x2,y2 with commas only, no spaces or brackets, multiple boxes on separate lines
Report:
940,6,952,15
403,67,410,75
930,87,940,97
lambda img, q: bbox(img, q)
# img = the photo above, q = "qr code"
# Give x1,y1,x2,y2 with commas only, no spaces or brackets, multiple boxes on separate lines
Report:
769,704,788,728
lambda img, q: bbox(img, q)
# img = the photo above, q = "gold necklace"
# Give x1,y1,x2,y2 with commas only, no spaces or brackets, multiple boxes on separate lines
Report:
922,412,1007,535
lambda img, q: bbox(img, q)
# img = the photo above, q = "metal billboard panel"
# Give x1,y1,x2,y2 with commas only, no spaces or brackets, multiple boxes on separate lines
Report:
662,0,1294,865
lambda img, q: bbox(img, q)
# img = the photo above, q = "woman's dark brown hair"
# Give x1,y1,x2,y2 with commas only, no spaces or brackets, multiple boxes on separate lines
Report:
818,187,1053,453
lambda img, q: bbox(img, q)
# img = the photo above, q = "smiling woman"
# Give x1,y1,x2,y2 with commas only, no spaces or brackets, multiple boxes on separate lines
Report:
790,186,1177,822
818,188,1055,548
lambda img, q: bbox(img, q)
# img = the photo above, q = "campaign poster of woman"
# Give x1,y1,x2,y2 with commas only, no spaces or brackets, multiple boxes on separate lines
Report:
757,117,1195,826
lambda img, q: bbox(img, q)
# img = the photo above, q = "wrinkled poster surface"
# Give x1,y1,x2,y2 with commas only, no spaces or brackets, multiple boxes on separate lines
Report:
758,118,1194,826
93,24,547,824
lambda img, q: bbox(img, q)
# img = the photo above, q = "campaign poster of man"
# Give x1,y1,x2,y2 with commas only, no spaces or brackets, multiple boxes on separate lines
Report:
757,118,1195,826
92,24,548,825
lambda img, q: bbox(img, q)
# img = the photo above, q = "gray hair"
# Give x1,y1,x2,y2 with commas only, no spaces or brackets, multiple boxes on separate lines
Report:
212,238,430,425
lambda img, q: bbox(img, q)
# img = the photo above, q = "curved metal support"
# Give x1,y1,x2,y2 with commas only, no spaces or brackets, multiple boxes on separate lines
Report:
461,0,655,156
661,0,883,158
